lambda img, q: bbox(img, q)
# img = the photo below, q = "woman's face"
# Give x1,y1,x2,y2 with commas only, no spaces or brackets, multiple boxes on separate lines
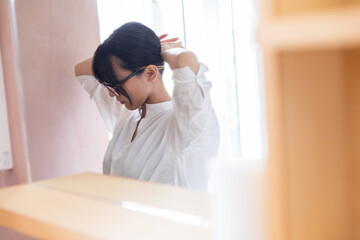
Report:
109,57,152,110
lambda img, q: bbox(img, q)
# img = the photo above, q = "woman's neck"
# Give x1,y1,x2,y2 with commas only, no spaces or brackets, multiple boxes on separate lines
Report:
145,78,171,104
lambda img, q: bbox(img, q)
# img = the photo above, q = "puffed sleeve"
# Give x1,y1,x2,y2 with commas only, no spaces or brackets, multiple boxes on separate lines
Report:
171,62,219,147
171,63,220,190
77,75,133,133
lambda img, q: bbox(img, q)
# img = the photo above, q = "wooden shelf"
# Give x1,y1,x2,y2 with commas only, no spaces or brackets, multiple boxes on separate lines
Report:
259,0,360,239
0,173,212,240
258,5,360,50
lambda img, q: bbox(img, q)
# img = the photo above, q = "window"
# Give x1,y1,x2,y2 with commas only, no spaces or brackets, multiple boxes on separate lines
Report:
0,48,13,170
96,0,266,161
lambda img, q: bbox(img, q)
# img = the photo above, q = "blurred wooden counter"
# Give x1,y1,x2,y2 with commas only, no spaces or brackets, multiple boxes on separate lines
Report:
0,173,212,240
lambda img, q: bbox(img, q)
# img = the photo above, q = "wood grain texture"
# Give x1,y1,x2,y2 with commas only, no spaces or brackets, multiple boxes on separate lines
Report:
0,173,211,240
35,172,211,219
273,0,360,16
258,6,360,51
280,50,351,240
263,51,290,240
259,0,360,239
344,49,360,240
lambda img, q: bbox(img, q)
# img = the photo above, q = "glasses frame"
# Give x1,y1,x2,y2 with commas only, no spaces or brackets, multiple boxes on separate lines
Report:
99,65,164,97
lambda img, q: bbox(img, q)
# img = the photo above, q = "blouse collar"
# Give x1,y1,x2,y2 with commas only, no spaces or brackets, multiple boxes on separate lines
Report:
140,101,172,119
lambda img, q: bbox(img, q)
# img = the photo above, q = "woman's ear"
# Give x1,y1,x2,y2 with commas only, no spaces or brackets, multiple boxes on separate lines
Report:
145,65,159,83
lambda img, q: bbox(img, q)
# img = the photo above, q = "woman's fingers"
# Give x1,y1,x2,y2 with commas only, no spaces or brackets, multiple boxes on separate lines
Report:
158,33,168,41
161,41,184,58
158,33,180,43
160,37,179,43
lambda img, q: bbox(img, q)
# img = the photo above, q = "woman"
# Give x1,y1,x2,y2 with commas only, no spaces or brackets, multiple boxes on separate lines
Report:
75,22,219,191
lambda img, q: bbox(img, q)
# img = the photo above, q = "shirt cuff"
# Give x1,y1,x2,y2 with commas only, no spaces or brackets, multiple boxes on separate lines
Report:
172,63,209,91
76,75,99,99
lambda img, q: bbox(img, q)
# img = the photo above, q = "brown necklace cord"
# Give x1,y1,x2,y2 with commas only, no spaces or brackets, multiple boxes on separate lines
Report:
131,118,142,142
131,106,146,142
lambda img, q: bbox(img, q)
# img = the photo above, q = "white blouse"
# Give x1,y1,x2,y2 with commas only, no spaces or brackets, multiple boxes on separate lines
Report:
77,63,220,190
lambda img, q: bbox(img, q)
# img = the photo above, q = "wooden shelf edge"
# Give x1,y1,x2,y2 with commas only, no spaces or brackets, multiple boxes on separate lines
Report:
257,6,360,51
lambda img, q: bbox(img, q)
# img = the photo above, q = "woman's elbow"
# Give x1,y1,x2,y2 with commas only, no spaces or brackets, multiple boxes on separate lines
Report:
74,64,81,77
74,58,93,77
177,51,200,75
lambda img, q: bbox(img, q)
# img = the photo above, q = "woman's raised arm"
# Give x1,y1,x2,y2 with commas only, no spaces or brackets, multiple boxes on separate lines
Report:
74,57,93,77
159,34,200,75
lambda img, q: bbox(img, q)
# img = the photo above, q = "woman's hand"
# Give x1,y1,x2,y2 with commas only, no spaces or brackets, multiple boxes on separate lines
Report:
158,33,179,44
159,34,183,52
158,34,199,74
159,34,184,64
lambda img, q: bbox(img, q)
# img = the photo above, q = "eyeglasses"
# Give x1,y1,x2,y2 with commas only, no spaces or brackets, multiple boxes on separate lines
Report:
99,65,164,97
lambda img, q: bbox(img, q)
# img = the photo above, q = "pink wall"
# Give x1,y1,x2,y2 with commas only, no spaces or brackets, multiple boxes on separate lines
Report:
14,0,109,181
0,0,30,187
0,1,120,239
1,0,108,237
0,0,109,181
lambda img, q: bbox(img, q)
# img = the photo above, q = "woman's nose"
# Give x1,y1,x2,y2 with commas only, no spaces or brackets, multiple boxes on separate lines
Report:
108,90,116,97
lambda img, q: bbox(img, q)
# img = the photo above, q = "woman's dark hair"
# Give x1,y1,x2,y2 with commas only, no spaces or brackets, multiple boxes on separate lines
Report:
92,22,164,104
